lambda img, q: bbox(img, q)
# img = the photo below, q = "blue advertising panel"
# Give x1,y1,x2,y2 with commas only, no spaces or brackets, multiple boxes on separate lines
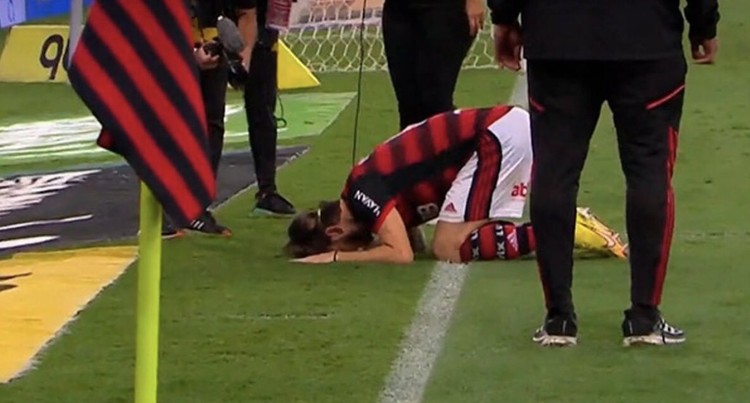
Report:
25,0,92,21
0,0,27,28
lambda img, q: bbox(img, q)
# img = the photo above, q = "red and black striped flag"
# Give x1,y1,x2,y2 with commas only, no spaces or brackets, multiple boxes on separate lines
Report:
67,0,215,226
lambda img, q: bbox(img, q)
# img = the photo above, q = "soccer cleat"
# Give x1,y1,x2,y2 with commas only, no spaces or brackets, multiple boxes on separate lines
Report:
186,211,232,237
574,207,629,259
253,192,296,216
622,312,685,347
532,314,578,347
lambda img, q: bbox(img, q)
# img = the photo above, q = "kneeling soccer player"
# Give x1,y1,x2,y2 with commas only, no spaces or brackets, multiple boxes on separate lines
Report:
285,105,627,264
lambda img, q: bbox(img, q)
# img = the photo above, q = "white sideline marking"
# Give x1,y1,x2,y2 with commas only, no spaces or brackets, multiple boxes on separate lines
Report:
0,214,92,232
0,236,59,251
378,262,469,403
377,68,529,403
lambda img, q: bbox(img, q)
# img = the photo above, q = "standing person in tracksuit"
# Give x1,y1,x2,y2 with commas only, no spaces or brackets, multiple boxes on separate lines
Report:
488,0,719,347
382,0,485,130
242,0,296,216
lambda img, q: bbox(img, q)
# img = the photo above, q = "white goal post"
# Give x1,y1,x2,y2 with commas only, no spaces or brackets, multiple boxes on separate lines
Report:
280,0,497,73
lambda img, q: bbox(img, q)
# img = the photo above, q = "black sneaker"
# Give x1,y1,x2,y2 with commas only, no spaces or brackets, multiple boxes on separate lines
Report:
161,217,185,240
186,211,232,237
622,310,685,346
532,313,578,347
253,192,296,216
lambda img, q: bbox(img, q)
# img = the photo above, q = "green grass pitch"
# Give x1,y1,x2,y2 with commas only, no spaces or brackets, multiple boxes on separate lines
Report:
1,1,750,401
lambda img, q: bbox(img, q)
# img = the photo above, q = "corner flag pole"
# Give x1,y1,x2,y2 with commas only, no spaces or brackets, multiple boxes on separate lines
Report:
68,0,83,66
68,2,162,401
135,183,163,403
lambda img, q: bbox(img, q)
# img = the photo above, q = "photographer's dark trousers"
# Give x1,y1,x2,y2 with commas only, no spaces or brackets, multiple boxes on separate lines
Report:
382,1,474,129
243,32,279,195
527,56,686,316
200,59,229,178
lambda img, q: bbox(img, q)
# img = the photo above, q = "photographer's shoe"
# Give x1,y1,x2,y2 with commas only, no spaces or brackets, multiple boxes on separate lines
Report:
160,216,185,240
186,211,232,237
253,192,296,216
622,309,685,346
532,313,578,347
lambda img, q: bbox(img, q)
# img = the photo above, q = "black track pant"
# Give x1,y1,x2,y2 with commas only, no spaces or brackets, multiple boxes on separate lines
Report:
200,60,228,179
382,2,474,130
244,33,279,196
527,56,687,316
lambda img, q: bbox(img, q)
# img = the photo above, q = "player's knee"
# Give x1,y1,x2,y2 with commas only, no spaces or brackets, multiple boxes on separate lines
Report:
431,234,459,263
432,243,450,262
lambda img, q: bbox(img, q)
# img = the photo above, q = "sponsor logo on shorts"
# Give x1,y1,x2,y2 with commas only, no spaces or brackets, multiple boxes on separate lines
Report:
443,203,457,213
511,182,529,198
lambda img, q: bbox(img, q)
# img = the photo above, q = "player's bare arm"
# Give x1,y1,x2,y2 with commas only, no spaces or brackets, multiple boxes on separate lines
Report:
287,200,413,264
333,208,414,264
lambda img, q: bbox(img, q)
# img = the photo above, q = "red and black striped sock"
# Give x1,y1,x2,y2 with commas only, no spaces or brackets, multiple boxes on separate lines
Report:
459,221,536,262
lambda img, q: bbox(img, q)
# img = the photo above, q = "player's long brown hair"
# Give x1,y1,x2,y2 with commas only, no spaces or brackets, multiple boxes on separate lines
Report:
284,200,341,258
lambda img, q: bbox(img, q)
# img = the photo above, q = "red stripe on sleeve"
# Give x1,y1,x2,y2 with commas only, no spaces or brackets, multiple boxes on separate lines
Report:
372,199,397,233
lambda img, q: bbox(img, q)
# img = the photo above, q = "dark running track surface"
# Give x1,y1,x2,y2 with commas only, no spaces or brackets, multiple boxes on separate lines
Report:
0,147,308,256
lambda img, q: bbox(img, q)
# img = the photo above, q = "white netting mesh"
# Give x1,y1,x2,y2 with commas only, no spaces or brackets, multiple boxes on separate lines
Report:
280,0,496,73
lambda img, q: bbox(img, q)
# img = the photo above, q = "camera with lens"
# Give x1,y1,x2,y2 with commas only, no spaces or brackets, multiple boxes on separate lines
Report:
202,41,248,89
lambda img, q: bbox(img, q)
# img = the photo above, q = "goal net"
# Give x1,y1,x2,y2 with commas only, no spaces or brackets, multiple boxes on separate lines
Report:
280,0,497,73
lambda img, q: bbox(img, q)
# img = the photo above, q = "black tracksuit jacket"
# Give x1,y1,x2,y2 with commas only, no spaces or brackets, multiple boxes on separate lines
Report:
488,0,720,60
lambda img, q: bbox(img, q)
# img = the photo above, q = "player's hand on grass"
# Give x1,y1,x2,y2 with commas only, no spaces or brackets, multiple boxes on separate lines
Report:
691,37,718,64
291,251,336,264
493,22,522,71
194,45,220,70
466,0,485,37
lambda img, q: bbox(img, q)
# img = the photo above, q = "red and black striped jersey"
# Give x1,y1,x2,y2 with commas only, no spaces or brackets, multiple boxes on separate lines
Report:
341,105,513,232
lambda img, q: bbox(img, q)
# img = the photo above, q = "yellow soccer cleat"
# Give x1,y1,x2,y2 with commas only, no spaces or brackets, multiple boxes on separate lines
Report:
574,207,629,259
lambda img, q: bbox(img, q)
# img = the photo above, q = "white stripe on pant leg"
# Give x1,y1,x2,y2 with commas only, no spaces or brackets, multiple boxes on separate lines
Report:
377,70,529,403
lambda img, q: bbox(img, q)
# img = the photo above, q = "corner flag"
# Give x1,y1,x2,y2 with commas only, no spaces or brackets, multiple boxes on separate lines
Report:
68,0,215,225
66,1,216,402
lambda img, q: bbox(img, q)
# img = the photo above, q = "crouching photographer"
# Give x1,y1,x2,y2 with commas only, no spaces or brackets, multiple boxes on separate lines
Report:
163,0,257,238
